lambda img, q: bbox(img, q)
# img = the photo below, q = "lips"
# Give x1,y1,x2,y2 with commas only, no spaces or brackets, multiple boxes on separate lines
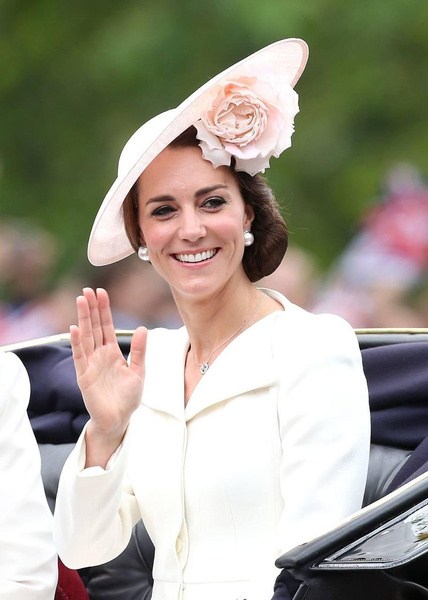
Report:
174,249,218,263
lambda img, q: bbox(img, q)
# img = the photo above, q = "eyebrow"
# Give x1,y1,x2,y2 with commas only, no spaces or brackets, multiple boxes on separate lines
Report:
146,184,229,205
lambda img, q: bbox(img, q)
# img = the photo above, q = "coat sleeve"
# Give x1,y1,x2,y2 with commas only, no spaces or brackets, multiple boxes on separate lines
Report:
273,311,370,555
53,417,141,570
0,351,58,600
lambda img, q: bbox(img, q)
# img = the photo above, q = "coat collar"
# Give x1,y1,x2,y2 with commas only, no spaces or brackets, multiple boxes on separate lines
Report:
141,289,289,421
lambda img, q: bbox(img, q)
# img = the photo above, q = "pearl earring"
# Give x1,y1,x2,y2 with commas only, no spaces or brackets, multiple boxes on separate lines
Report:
243,230,254,247
138,246,150,262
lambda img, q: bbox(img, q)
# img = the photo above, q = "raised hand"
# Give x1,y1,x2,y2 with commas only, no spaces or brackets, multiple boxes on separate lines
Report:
70,287,147,467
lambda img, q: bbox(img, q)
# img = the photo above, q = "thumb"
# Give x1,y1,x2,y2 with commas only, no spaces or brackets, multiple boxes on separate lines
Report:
129,326,148,378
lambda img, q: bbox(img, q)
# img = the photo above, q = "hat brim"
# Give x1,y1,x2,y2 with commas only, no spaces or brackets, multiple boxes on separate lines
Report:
88,38,309,266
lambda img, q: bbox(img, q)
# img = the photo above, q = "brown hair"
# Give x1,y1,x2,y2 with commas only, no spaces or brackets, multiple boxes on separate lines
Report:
123,126,288,282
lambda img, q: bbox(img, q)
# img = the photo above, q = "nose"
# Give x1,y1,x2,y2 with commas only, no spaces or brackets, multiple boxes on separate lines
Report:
178,208,206,242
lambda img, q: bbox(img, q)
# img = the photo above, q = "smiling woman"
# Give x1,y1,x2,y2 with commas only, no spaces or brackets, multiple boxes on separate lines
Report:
53,39,370,600
129,145,255,308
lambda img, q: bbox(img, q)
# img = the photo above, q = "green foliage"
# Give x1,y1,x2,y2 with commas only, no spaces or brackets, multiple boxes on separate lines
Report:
1,0,427,274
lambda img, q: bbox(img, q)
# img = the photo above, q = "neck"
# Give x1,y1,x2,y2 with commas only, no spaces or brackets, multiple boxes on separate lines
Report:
172,281,262,362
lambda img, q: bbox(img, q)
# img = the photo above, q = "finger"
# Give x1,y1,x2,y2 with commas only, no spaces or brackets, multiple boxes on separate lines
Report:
76,294,95,357
70,325,88,379
96,288,118,345
83,287,103,349
129,326,147,379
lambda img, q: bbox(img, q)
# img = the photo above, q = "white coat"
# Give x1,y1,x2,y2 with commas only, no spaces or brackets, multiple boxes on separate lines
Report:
54,290,370,600
0,351,58,599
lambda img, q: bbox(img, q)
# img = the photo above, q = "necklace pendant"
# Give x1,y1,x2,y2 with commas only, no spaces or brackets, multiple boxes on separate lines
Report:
200,362,209,375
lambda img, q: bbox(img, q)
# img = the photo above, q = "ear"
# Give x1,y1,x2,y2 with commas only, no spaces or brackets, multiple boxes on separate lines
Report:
244,204,255,230
138,226,146,247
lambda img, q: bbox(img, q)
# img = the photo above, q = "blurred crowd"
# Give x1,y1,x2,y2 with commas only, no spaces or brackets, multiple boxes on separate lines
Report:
1,162,428,345
0,220,182,345
307,163,428,328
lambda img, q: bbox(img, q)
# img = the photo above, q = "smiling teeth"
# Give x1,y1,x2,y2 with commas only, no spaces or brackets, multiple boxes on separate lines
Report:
176,249,217,263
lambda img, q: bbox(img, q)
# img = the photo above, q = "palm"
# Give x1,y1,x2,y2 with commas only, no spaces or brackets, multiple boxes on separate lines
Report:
70,288,147,435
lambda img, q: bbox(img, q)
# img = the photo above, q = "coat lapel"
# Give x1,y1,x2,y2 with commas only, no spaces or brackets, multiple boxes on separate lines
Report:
185,313,278,421
141,289,288,422
141,327,189,421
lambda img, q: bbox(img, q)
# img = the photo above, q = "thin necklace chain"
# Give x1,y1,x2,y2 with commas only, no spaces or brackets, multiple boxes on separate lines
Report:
191,292,266,375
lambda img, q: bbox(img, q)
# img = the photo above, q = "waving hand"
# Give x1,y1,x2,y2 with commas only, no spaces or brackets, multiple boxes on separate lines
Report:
70,287,147,466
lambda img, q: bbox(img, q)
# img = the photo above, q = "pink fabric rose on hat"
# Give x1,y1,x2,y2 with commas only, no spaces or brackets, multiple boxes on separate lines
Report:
195,74,299,176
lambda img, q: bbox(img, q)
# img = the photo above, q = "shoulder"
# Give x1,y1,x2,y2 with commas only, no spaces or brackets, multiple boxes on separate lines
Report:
278,303,356,340
0,349,28,376
265,293,361,364
0,351,30,414
262,287,355,338
268,299,368,415
262,287,353,326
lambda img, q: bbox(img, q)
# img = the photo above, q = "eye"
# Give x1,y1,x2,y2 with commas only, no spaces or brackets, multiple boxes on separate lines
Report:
203,196,227,210
151,205,176,218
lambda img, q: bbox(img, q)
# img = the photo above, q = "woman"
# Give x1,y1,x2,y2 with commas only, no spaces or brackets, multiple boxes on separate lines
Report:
54,39,370,600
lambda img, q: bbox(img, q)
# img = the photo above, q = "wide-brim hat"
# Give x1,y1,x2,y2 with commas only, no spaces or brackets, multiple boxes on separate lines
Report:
88,38,309,266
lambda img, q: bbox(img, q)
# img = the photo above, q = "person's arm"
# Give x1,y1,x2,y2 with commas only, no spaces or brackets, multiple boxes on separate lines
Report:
270,313,370,599
0,351,58,599
274,313,370,557
53,417,142,569
54,287,147,569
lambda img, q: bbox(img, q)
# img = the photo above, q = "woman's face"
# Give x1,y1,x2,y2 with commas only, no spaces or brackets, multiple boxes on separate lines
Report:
136,145,254,301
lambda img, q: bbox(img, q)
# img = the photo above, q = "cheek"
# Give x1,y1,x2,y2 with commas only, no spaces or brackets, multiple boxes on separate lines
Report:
218,218,238,239
217,207,247,235
139,220,169,251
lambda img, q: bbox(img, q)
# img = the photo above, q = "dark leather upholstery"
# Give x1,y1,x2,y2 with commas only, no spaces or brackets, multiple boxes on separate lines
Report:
363,444,411,506
83,521,154,600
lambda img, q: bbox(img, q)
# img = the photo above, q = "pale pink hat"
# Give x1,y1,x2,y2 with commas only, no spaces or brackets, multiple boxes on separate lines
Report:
88,38,309,266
